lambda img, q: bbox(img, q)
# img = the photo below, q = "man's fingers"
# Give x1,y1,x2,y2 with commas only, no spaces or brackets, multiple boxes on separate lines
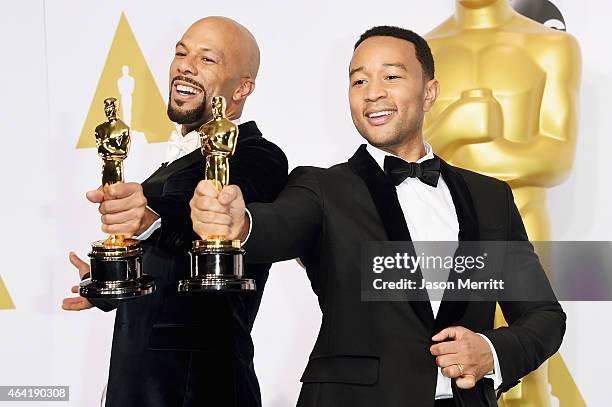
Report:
190,211,232,226
455,374,476,389
432,326,466,342
194,180,221,198
190,195,229,214
192,221,230,235
219,185,243,206
65,252,94,311
441,363,465,379
86,189,104,203
436,354,460,369
99,193,147,215
101,222,139,237
432,327,454,342
102,184,120,200
101,207,144,226
191,184,245,241
62,297,80,307
430,340,460,356
62,297,93,311
192,221,230,240
103,182,141,200
441,365,454,378
69,252,91,279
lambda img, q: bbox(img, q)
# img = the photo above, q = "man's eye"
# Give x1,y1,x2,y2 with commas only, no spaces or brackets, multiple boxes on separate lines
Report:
175,52,186,57
386,75,400,80
353,79,366,86
202,57,216,63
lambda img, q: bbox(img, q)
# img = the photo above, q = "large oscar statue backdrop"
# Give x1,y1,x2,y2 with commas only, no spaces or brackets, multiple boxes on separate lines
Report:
425,0,583,405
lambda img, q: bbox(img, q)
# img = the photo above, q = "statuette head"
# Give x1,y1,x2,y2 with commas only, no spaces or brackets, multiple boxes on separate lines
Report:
211,96,227,119
103,97,118,120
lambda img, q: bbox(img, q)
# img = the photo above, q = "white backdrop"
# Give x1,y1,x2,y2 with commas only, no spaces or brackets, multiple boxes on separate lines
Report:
0,1,610,406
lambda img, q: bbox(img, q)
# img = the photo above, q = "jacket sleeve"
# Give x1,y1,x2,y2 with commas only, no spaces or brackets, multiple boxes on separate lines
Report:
244,166,324,264
483,183,566,394
230,138,289,205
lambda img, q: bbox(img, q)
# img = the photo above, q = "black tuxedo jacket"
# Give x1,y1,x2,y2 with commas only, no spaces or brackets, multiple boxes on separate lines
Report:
93,121,288,407
245,145,565,407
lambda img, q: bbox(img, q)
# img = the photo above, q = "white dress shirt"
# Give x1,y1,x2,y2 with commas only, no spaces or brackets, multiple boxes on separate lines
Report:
137,120,241,240
365,143,502,400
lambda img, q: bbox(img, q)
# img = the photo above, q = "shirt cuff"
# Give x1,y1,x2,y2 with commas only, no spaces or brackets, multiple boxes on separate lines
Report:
135,206,161,240
477,333,503,390
242,208,253,245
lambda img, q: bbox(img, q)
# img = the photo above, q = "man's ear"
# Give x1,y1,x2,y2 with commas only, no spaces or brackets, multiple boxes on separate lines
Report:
423,78,440,113
232,78,256,102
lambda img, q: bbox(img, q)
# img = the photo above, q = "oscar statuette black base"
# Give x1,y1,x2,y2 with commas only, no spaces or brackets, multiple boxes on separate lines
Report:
178,240,255,293
79,240,155,300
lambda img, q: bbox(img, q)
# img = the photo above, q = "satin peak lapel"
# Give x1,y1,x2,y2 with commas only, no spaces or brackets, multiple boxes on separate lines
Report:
433,159,480,334
348,145,434,330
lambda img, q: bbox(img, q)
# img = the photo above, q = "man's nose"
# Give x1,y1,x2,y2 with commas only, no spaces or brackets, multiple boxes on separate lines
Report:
365,81,387,102
177,54,198,76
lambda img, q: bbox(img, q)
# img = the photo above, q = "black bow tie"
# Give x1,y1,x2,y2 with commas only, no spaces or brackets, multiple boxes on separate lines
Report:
383,155,441,187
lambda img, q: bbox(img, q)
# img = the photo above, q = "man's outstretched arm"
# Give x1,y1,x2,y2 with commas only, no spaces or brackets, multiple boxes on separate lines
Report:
191,166,324,264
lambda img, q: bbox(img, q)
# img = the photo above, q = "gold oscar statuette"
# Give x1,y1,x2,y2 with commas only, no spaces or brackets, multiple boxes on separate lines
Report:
79,97,155,299
177,96,255,292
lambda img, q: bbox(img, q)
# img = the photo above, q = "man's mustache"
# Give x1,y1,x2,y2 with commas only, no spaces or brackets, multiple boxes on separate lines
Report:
171,76,205,92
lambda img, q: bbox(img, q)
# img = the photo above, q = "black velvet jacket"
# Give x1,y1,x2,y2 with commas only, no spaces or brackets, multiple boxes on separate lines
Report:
92,121,288,407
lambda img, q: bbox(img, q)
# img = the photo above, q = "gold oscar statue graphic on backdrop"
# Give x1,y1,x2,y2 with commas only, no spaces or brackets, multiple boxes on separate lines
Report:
79,97,155,299
424,0,582,405
178,96,255,293
76,12,174,149
0,276,15,309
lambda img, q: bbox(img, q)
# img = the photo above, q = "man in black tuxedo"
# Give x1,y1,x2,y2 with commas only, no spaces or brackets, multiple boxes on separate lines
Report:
189,26,565,407
62,17,288,407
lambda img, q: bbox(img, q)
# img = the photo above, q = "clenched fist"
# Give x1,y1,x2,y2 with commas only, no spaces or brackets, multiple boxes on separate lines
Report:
86,182,158,237
190,180,249,241
430,326,495,389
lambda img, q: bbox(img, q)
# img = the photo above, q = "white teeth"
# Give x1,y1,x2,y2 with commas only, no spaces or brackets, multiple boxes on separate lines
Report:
176,84,198,94
367,110,393,118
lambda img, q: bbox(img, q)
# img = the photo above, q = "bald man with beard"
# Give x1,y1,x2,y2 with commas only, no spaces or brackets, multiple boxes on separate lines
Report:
62,17,288,407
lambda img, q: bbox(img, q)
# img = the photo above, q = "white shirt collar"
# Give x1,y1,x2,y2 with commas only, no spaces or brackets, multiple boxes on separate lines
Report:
365,141,434,172
164,118,242,164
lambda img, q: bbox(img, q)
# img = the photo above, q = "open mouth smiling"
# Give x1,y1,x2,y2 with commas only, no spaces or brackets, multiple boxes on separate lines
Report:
172,78,204,100
364,108,397,126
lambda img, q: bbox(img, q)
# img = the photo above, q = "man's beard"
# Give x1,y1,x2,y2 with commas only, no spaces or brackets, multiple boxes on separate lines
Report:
358,113,423,150
167,91,208,125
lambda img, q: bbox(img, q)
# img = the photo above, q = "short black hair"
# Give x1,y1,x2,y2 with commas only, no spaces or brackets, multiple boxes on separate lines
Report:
354,26,435,80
